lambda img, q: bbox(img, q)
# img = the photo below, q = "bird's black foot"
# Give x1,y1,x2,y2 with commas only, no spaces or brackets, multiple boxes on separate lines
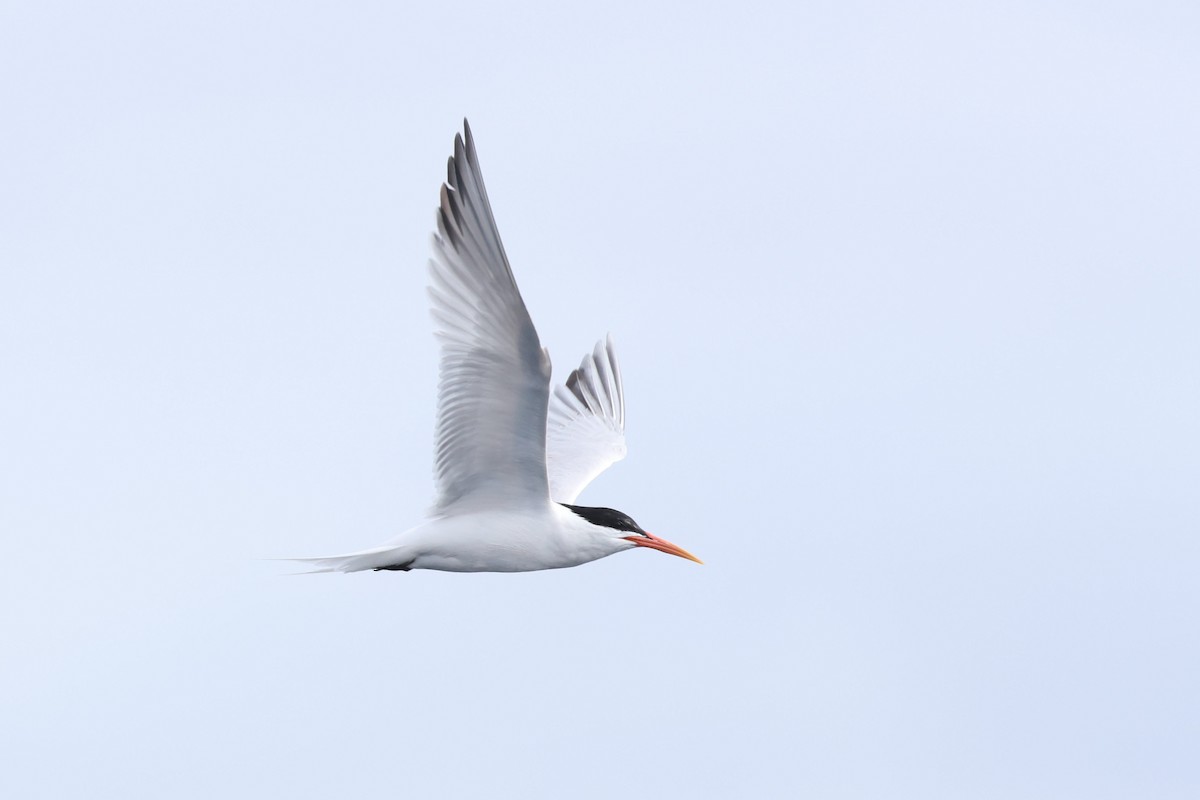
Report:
373,560,414,572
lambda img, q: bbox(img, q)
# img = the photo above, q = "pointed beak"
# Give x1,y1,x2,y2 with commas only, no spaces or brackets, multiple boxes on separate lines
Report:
624,531,703,564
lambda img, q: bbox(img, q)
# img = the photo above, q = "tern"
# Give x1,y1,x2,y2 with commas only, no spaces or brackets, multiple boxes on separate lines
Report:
297,121,701,573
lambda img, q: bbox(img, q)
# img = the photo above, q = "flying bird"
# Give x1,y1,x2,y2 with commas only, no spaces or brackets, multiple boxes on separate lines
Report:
297,121,700,573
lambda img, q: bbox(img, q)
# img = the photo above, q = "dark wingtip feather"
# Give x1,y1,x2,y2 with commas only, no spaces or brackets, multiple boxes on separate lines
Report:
453,134,467,172
463,119,475,153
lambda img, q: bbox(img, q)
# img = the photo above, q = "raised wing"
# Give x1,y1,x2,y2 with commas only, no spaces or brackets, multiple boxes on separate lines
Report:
546,335,627,503
427,120,552,512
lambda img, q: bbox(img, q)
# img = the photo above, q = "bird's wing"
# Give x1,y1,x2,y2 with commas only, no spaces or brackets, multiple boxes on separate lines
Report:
546,335,627,504
427,120,552,512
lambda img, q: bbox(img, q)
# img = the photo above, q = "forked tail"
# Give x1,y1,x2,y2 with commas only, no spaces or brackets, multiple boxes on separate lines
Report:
285,544,414,574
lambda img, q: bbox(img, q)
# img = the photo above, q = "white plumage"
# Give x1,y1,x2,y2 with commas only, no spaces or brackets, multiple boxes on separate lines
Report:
295,121,699,574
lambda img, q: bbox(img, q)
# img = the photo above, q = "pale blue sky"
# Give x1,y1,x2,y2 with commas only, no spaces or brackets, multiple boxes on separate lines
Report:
2,1,1198,798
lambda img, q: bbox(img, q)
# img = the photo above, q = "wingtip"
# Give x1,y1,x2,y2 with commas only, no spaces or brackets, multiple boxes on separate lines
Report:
453,133,466,164
460,119,479,168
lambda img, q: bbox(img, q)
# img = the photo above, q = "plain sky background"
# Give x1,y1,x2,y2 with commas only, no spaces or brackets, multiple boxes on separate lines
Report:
2,1,1197,797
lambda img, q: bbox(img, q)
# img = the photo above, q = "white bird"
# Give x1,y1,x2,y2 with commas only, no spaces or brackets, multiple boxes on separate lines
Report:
297,120,700,574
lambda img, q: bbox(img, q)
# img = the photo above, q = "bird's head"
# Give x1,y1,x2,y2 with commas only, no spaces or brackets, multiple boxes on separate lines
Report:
561,504,702,564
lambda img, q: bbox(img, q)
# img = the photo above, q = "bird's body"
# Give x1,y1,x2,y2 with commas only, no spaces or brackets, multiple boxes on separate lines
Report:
302,504,629,573
297,121,699,574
